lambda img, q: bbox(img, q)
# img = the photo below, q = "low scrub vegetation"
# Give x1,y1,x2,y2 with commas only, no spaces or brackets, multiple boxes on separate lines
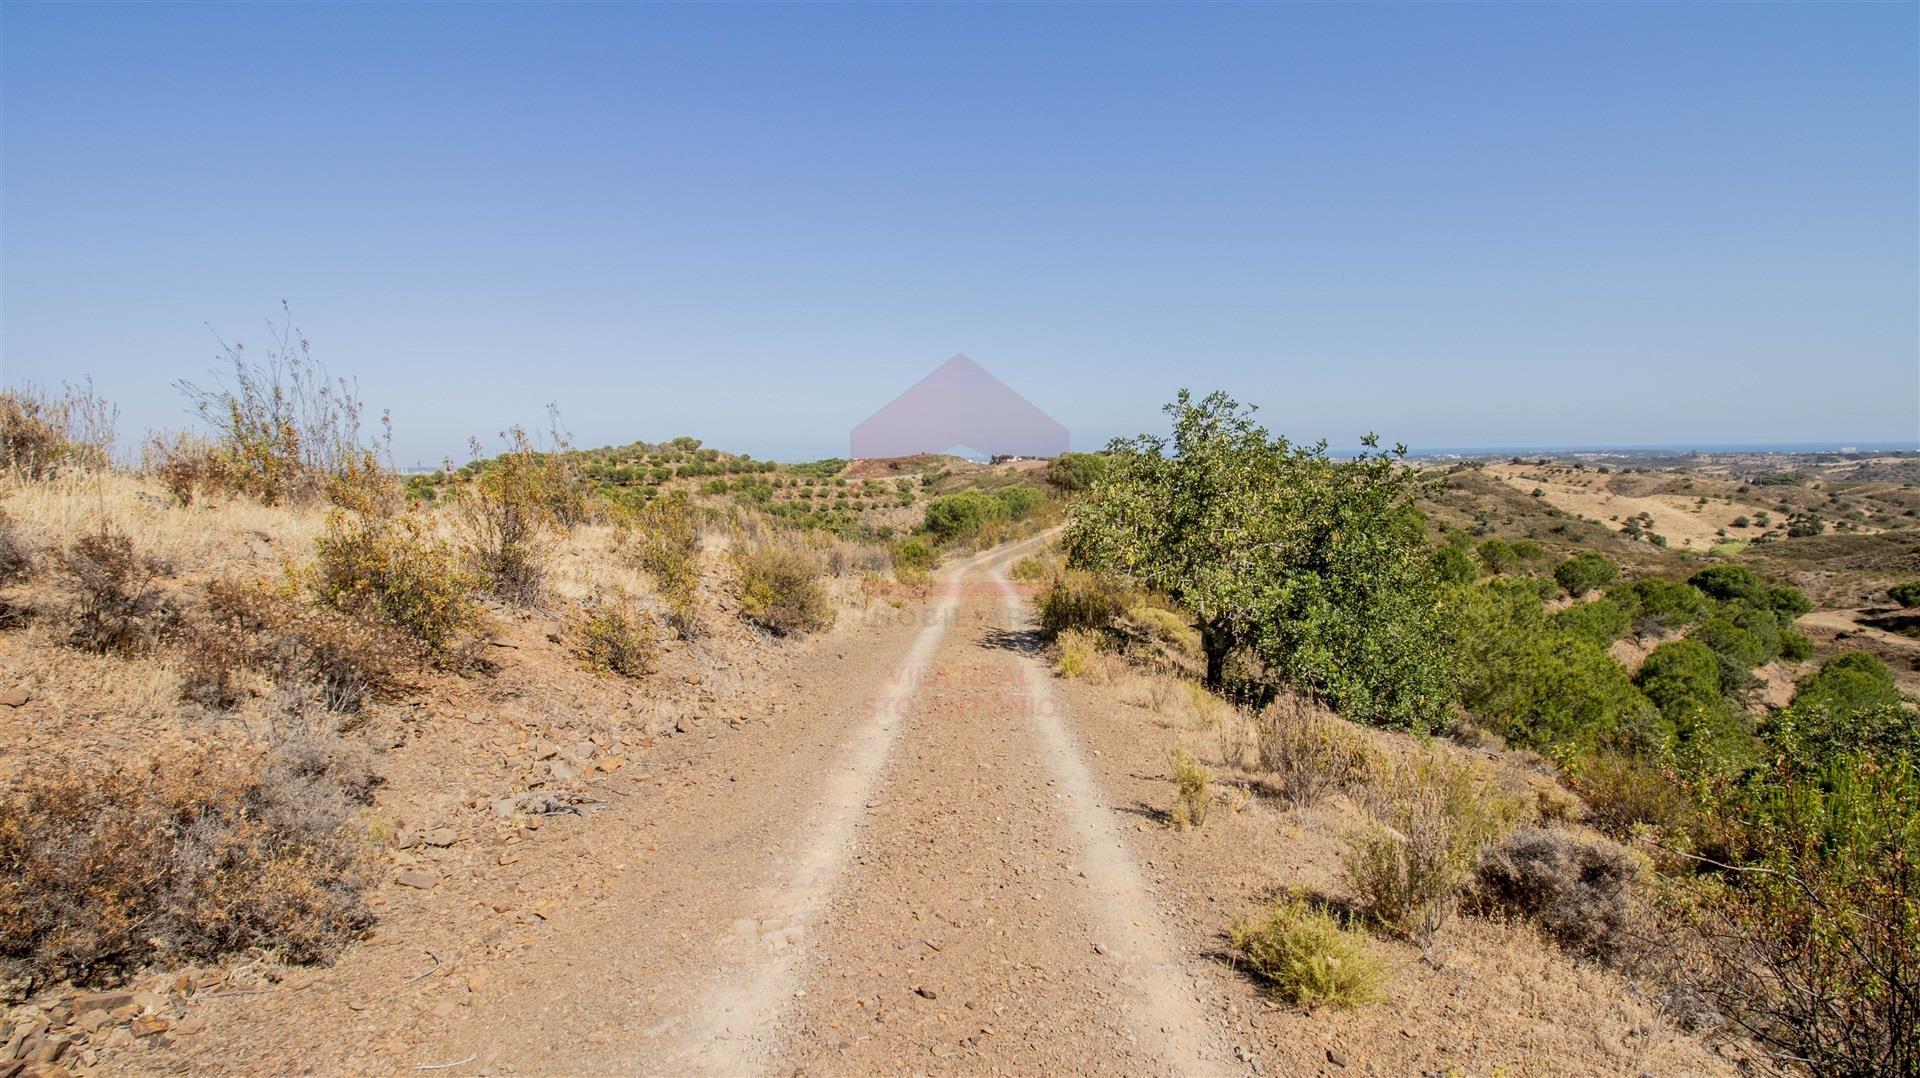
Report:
567,589,656,677
197,578,408,715
1229,895,1386,1010
1343,750,1519,948
618,492,702,637
1037,568,1132,638
1254,696,1375,808
1474,827,1639,964
312,511,481,662
1169,748,1212,829
459,427,577,605
0,734,375,988
733,543,834,636
0,381,117,481
59,529,176,656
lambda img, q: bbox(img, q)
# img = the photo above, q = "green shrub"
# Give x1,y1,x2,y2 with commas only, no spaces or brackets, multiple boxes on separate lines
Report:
1550,596,1634,647
923,491,1005,541
891,538,939,573
1229,896,1386,1009
1343,750,1518,946
1044,452,1108,493
1636,639,1724,717
1477,538,1541,574
1433,542,1478,585
620,493,701,637
1779,630,1814,662
1688,563,1767,605
1621,577,1708,629
1554,552,1619,597
993,485,1045,519
311,511,480,661
1766,584,1812,622
1781,653,1904,726
1684,749,1919,1076
1890,581,1920,607
1455,580,1655,751
733,544,834,636
567,590,655,677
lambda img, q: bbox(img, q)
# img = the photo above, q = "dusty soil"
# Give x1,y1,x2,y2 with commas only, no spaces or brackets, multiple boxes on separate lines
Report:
1484,464,1756,551
15,534,1735,1077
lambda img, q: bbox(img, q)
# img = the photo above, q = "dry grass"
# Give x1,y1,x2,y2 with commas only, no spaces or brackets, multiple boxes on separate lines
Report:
1343,749,1522,949
1170,748,1213,829
3,468,330,572
1254,695,1379,808
1053,627,1106,680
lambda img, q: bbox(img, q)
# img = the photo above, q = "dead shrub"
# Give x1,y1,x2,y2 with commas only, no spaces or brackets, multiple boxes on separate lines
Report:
733,543,834,636
59,530,176,656
0,510,32,584
1343,750,1520,948
312,510,480,662
0,739,374,987
141,430,234,507
568,589,656,677
1474,827,1639,965
177,616,255,710
0,381,116,481
204,578,407,714
1255,695,1375,808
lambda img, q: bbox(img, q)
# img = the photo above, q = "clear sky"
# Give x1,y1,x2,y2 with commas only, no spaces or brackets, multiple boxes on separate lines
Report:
3,2,1915,465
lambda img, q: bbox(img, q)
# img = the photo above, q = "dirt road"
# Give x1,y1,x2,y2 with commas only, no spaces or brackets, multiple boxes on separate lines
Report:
164,536,1235,1076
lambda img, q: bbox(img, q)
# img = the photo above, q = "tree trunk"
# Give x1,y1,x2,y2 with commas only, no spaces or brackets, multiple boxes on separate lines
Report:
1201,618,1230,689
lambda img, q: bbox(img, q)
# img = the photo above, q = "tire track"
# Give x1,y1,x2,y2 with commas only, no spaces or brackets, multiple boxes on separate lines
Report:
651,541,1035,1074
986,553,1228,1075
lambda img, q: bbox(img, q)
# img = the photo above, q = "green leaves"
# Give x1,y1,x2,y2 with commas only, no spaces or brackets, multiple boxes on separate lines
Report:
1066,390,1455,729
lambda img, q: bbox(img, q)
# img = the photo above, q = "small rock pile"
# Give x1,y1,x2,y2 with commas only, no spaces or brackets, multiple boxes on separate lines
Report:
2,969,226,1076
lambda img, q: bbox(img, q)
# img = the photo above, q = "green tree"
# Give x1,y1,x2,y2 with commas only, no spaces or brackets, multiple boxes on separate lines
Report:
1066,390,1455,728
1554,552,1619,597
1044,452,1108,493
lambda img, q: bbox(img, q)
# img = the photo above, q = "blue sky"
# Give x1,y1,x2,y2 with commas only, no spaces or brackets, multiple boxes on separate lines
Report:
3,3,1915,464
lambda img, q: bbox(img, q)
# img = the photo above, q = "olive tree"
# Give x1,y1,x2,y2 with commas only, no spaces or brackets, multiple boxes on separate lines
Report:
1065,390,1457,730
